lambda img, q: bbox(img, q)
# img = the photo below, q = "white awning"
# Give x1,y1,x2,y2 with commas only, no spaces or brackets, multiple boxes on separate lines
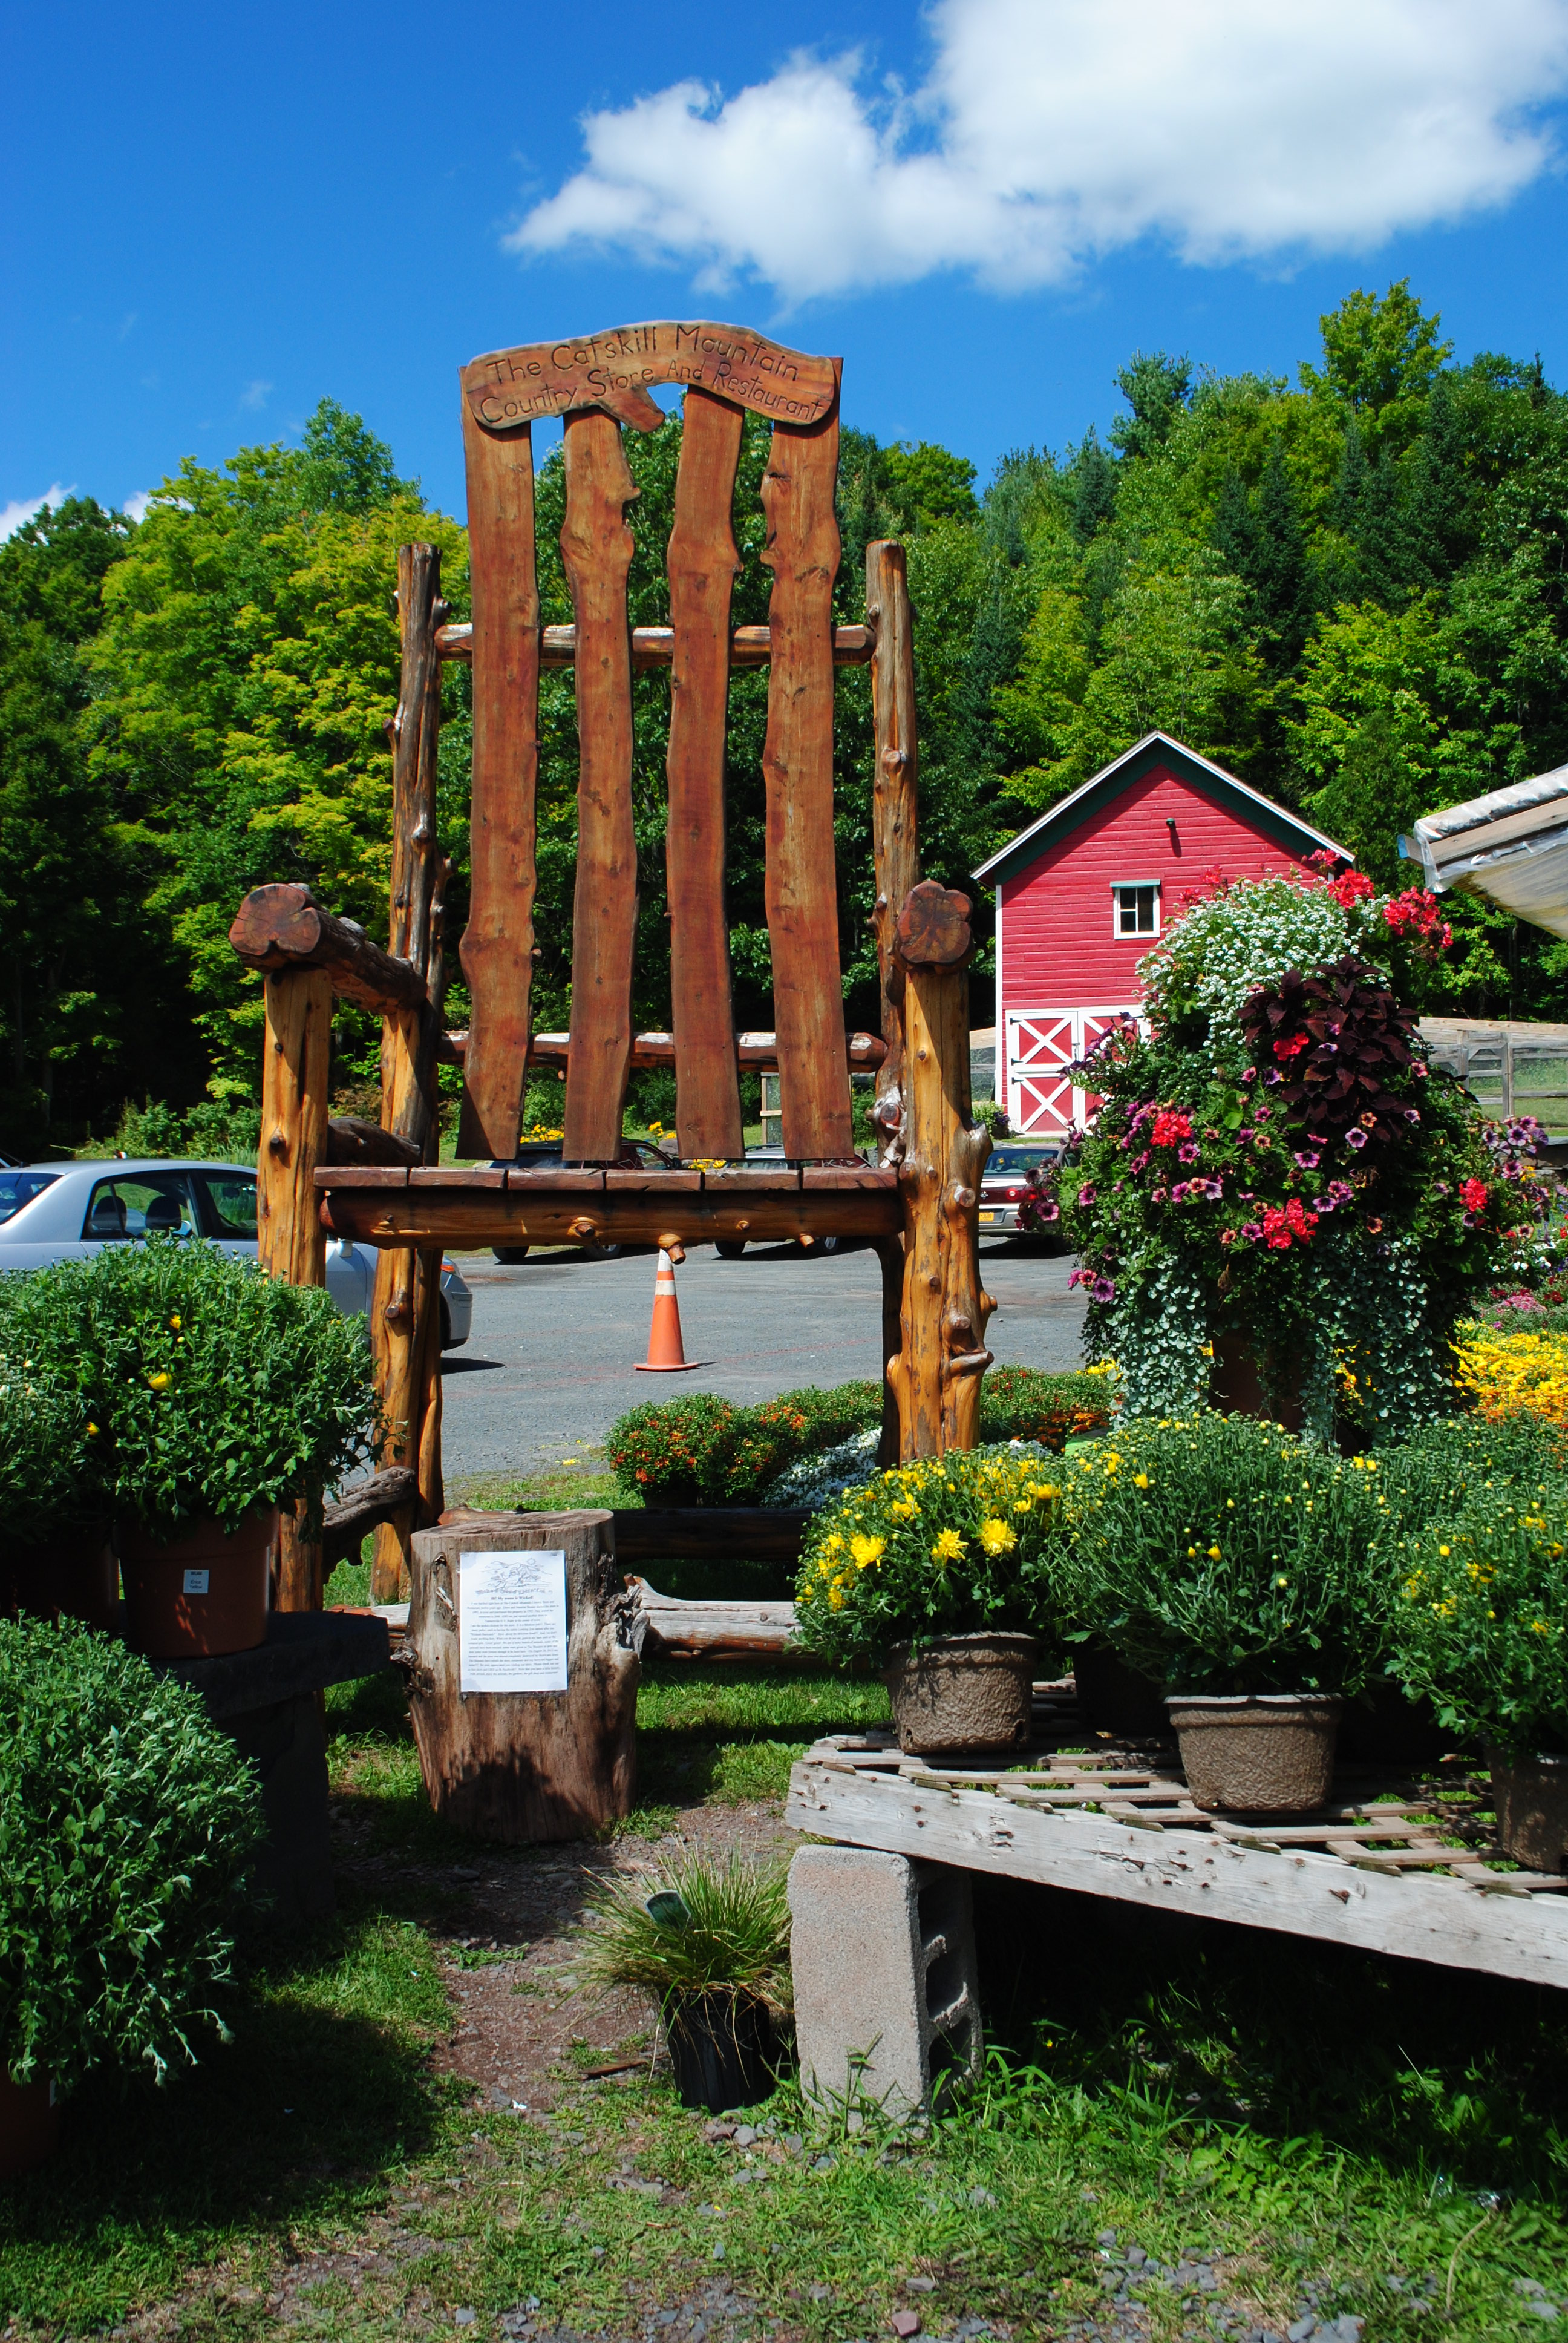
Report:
1407,764,1568,939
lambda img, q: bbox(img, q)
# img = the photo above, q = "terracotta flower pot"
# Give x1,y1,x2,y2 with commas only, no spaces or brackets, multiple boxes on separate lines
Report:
1072,1641,1169,1742
0,2068,61,2181
0,1524,118,1632
120,1508,277,1659
884,1633,1037,1755
1166,1692,1342,1814
1489,1749,1568,1874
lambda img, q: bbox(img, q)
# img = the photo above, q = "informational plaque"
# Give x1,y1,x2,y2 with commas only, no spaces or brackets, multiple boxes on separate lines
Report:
459,1549,569,1695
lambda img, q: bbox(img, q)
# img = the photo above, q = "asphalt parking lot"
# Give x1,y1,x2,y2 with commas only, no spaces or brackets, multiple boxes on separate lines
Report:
440,1237,1087,1484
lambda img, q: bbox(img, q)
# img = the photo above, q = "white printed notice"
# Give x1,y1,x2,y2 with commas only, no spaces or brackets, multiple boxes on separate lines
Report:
459,1549,569,1695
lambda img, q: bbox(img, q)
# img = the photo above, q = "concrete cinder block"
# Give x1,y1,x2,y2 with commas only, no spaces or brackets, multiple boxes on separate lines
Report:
788,1846,982,2124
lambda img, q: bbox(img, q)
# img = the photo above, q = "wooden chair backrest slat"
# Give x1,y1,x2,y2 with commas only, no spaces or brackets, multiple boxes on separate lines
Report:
665,387,745,1161
560,410,640,1164
457,407,540,1161
760,399,854,1161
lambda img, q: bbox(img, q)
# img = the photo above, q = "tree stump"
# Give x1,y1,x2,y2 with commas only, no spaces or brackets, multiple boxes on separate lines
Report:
406,1510,638,1842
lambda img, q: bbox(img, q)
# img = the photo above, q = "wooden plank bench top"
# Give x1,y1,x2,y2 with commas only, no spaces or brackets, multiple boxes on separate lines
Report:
785,1731,1568,1987
313,1163,900,1248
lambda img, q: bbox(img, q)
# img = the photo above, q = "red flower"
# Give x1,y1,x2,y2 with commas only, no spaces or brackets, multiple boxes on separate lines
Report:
1461,1177,1489,1215
1327,870,1375,908
1272,1032,1310,1061
1151,1109,1194,1147
1259,1198,1319,1250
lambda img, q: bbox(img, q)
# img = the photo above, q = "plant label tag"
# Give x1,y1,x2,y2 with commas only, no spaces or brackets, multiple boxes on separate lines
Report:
459,1550,568,1695
182,1568,211,1595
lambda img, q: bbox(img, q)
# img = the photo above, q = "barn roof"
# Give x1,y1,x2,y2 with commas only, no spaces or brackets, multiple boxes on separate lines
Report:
971,732,1353,886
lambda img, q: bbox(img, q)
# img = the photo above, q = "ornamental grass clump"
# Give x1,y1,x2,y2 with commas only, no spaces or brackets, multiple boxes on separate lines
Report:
577,1854,791,2022
0,1236,379,1538
794,1445,1068,1671
1390,1486,1568,1757
1062,1411,1388,1697
0,1615,265,2091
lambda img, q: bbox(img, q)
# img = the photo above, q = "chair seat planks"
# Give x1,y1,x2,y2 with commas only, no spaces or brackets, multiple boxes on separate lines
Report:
229,321,993,1604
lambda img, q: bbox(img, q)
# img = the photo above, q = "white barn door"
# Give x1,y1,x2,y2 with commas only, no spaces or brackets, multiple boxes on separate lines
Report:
1005,1006,1143,1133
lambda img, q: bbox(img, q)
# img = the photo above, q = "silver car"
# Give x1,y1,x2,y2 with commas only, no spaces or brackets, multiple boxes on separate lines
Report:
0,1158,472,1349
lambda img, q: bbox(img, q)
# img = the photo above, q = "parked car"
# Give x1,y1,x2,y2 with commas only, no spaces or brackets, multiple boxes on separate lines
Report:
0,1159,472,1348
713,1145,880,1258
488,1138,675,1263
978,1141,1063,1240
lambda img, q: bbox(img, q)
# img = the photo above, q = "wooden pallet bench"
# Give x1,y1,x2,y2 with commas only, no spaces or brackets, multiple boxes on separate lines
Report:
785,1714,1568,1990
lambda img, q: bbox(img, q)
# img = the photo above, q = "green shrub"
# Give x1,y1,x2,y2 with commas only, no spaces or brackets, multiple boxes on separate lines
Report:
0,1357,100,1552
0,1616,266,2089
0,1236,379,1538
1062,1411,1387,1696
607,1384,884,1506
1390,1485,1568,1755
795,1444,1068,1671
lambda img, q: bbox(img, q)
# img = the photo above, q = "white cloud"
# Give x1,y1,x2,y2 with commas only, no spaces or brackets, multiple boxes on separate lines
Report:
509,0,1568,300
239,378,273,411
0,483,76,542
122,490,154,525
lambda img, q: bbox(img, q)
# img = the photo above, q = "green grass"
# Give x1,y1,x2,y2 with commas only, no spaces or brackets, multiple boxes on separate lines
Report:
9,1660,1568,2340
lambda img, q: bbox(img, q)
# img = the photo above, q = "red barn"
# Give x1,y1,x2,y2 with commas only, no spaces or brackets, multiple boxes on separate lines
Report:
972,732,1351,1133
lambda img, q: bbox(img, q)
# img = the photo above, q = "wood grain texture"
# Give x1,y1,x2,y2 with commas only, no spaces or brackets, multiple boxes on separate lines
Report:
372,547,450,1598
457,405,540,1161
258,966,333,1613
866,540,920,1154
437,621,875,669
760,388,853,1159
316,1181,900,1252
464,322,838,436
619,1577,799,1660
407,1511,638,1842
886,958,994,1460
666,387,744,1159
561,410,639,1164
230,885,425,1015
784,1756,1568,1990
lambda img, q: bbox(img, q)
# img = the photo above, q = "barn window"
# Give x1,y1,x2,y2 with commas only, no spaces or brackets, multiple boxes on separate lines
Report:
1111,881,1160,937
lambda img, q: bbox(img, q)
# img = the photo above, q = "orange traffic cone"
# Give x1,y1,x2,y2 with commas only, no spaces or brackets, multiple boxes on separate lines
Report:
636,1247,702,1372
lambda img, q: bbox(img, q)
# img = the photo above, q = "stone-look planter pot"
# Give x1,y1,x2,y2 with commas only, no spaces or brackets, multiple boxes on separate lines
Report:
120,1508,277,1659
0,2068,61,2181
664,1991,777,2112
1072,1642,1169,1742
1166,1692,1342,1814
0,1524,117,1631
885,1633,1037,1756
1209,1334,1304,1434
1489,1749,1568,1875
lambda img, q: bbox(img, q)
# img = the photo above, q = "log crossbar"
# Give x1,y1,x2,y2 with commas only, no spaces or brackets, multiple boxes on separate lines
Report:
235,318,993,1614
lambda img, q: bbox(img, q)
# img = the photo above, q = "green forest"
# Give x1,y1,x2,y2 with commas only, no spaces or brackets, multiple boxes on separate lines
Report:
6,280,1568,1159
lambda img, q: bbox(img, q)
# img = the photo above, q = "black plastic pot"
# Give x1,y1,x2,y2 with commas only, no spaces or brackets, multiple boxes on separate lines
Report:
664,1991,776,2112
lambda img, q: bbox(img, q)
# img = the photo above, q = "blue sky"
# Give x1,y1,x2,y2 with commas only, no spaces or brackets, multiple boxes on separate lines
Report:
6,0,1568,532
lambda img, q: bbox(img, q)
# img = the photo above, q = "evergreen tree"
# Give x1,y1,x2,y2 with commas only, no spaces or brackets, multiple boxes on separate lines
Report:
1109,352,1192,462
1070,430,1116,542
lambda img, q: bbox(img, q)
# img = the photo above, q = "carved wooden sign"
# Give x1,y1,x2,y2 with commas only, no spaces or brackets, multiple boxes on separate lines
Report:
463,323,840,436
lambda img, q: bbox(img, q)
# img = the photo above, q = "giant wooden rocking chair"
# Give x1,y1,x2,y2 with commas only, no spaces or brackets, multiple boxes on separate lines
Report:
229,322,995,1608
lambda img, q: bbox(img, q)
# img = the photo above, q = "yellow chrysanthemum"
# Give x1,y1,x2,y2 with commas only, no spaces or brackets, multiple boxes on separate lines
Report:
148,1372,172,1391
978,1518,1018,1557
850,1533,886,1570
932,1528,965,1565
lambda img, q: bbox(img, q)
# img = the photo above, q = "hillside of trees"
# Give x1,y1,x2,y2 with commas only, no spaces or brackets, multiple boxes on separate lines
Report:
5,281,1568,1157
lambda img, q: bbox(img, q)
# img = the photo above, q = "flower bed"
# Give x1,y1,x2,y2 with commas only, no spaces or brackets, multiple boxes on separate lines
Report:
1454,1323,1568,1434
608,1371,1114,1509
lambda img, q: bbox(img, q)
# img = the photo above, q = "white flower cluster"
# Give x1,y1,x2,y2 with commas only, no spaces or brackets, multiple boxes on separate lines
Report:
760,1426,881,1512
1138,877,1385,1064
